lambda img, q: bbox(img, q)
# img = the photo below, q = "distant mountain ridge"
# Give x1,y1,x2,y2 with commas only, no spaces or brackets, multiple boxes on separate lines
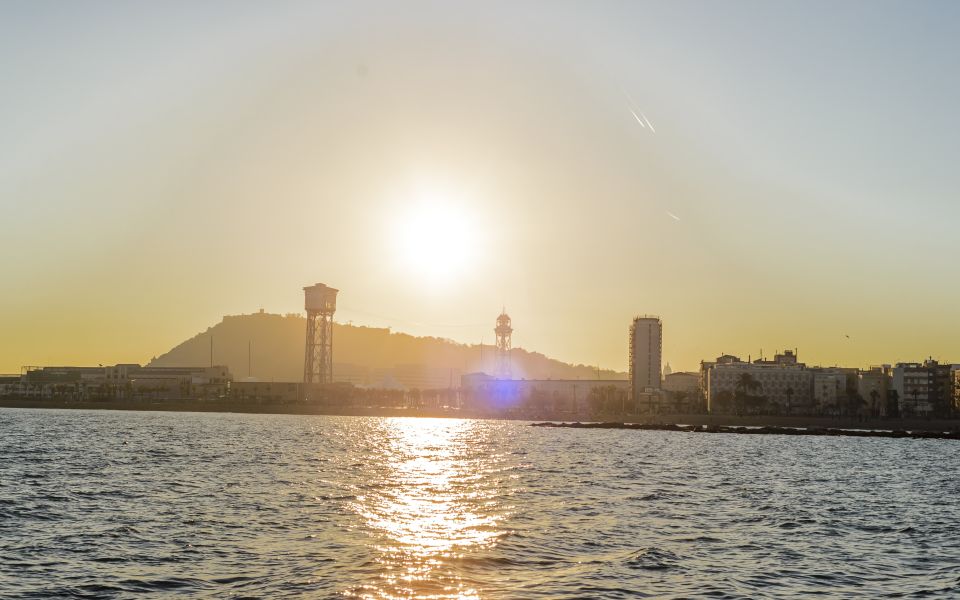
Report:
148,311,626,386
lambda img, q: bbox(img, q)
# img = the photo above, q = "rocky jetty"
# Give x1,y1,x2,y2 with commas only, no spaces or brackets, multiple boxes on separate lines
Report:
530,421,960,441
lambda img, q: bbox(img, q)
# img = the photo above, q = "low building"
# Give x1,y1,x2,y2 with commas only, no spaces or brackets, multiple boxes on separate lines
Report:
703,350,813,414
892,360,954,418
954,366,960,413
811,368,858,416
231,381,304,403
858,366,892,417
18,366,105,399
113,365,231,400
663,371,700,412
382,364,461,390
0,375,20,397
333,363,462,390
460,373,630,417
663,371,698,394
9,364,232,401
698,354,741,407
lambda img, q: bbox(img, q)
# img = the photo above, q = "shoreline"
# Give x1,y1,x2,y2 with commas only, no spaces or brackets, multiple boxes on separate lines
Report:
3,398,960,435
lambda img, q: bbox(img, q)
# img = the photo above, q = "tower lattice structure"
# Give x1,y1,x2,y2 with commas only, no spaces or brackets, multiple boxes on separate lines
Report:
303,283,338,385
495,310,513,380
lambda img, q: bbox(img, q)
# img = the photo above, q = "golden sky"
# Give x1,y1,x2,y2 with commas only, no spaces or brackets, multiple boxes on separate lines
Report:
2,2,959,374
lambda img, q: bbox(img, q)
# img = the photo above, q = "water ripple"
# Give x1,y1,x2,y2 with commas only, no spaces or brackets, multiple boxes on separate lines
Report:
1,409,958,598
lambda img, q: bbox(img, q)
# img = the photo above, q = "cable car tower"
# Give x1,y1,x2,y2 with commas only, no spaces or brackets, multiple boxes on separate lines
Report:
495,309,513,380
303,283,338,385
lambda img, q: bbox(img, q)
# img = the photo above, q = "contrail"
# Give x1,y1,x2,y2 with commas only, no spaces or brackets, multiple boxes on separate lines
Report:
666,210,681,221
638,110,656,133
624,89,656,134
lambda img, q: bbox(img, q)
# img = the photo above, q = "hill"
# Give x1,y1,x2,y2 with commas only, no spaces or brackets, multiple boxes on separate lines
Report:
148,310,626,388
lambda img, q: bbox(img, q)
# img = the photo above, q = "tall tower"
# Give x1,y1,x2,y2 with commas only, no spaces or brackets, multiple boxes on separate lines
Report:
303,283,338,385
494,310,513,380
629,315,662,403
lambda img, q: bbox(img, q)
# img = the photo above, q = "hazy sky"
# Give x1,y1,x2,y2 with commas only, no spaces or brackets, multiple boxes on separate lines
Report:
2,1,959,374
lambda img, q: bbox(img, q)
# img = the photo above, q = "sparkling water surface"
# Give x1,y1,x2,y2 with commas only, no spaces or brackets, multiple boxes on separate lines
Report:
1,408,958,598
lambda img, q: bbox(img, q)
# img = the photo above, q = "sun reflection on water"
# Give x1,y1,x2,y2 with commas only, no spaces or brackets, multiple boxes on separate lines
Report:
351,418,507,599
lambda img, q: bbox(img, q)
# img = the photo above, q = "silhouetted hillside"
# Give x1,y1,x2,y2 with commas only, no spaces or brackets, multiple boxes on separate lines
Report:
148,311,626,386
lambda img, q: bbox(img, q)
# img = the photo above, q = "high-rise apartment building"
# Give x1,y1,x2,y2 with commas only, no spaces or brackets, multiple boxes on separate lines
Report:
629,316,662,405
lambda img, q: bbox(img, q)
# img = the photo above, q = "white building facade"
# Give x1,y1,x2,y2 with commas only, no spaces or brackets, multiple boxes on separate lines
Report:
702,351,813,414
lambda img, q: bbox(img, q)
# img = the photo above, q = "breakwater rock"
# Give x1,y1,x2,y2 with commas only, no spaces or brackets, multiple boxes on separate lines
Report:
530,421,960,441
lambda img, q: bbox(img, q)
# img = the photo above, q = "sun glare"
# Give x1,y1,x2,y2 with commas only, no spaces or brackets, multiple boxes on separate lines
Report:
392,189,481,287
352,418,504,599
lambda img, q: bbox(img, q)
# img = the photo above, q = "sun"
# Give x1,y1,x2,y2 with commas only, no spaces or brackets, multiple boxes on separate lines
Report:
391,188,481,287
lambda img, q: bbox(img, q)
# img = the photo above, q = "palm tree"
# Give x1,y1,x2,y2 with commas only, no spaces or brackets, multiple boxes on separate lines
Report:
845,390,865,419
672,391,688,414
714,390,735,414
869,389,880,417
735,373,763,415
909,386,922,417
953,376,960,418
587,386,604,416
887,389,900,418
